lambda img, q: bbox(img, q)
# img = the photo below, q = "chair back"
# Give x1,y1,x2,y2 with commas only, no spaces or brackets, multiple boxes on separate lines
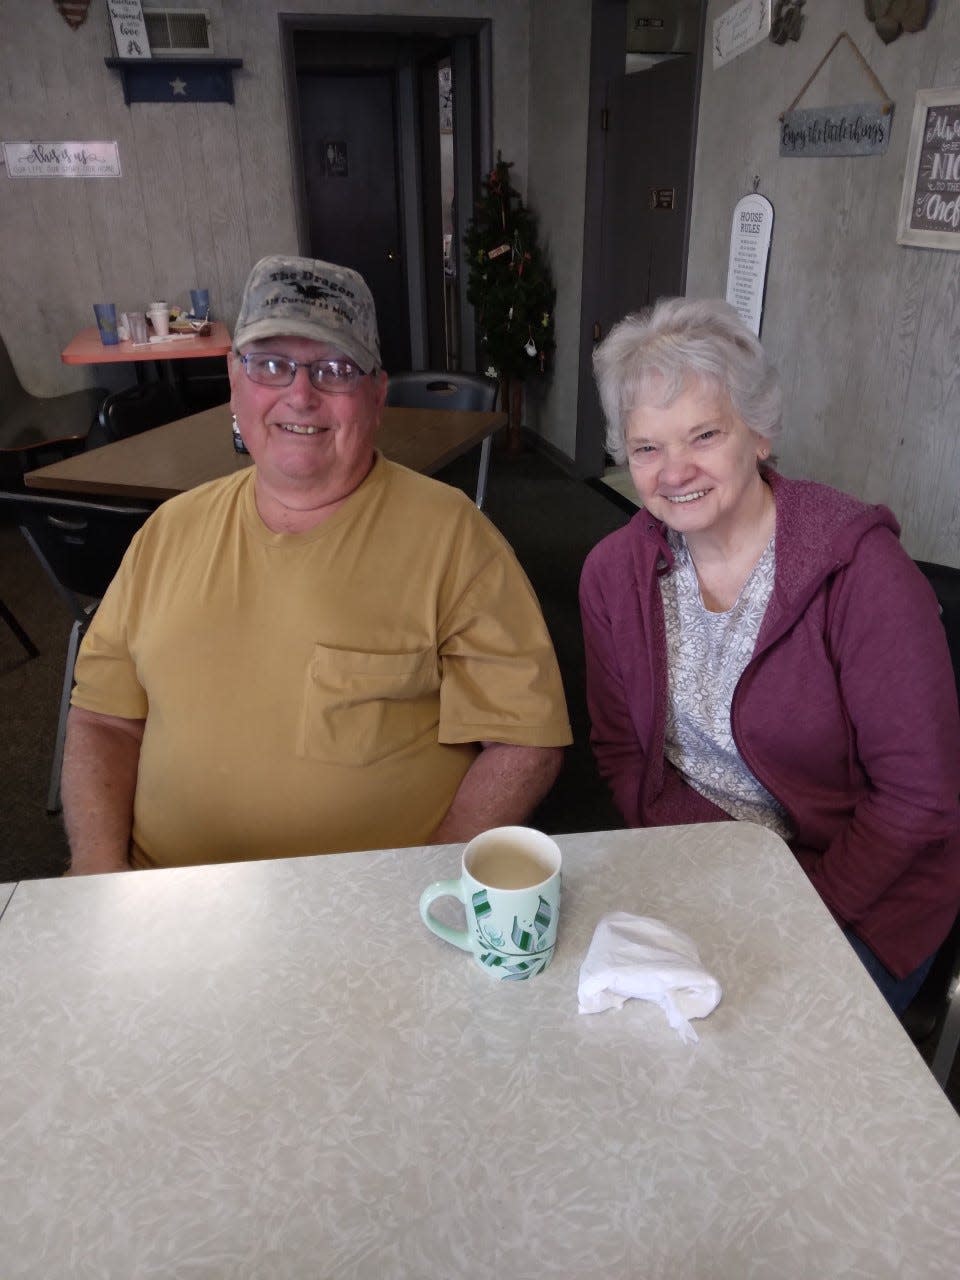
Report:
179,355,231,413
0,491,154,617
904,560,960,1087
0,330,27,408
915,560,960,698
386,371,499,413
94,381,182,447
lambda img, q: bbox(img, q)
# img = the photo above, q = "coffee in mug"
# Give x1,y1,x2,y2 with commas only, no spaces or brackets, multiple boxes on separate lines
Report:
419,826,562,980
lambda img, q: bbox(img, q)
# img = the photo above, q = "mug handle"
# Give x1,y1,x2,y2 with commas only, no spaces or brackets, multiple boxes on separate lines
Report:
419,879,471,951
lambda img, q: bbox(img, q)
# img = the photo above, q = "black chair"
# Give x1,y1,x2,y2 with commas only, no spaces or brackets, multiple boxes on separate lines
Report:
177,355,231,414
901,560,960,1088
386,371,499,508
0,491,154,812
0,596,38,659
86,380,183,450
0,332,106,486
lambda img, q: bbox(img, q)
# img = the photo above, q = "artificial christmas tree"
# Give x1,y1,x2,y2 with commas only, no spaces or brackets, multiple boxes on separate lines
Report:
464,155,555,451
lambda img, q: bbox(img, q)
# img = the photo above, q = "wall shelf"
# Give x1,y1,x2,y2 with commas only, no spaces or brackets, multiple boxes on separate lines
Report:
104,58,243,105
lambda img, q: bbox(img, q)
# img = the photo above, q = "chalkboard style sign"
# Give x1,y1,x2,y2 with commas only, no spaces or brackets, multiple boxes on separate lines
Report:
897,88,960,251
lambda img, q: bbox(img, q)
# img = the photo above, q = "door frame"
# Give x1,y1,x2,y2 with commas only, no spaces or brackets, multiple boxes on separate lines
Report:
278,14,492,373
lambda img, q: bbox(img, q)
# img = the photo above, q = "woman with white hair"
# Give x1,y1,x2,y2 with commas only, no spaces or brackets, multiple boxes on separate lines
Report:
580,297,960,1013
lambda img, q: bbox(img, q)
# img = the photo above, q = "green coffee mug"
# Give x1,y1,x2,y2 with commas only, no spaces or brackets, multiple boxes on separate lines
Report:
419,826,562,981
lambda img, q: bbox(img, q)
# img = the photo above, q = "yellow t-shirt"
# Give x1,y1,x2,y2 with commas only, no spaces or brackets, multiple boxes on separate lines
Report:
72,456,572,867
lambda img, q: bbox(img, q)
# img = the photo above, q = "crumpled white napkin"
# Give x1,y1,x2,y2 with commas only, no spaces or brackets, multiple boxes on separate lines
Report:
577,912,722,1044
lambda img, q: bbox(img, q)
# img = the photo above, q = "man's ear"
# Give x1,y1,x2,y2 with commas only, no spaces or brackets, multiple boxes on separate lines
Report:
227,351,241,406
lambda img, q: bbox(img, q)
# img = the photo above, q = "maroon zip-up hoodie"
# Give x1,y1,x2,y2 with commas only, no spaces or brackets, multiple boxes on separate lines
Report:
579,468,960,977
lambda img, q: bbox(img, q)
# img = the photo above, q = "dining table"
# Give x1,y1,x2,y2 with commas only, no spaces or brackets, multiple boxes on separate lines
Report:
1,823,957,1278
23,402,506,506
60,320,233,369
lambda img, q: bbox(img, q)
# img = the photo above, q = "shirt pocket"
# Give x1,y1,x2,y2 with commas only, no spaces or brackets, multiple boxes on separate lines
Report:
297,644,440,766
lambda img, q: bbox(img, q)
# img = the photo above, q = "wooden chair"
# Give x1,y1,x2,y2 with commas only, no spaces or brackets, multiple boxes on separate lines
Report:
386,371,499,508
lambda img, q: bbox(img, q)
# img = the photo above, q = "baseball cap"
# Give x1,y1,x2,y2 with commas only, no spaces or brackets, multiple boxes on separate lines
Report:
233,255,381,371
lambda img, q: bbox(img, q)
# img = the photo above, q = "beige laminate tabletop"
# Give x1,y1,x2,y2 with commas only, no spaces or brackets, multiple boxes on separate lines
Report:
23,403,505,502
1,824,957,1278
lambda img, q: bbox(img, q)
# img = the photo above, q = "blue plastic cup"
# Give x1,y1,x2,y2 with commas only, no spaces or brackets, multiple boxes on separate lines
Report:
190,288,210,320
93,302,119,346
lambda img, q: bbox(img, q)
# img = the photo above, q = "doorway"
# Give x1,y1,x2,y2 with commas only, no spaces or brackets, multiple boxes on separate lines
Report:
575,2,704,478
297,70,410,372
281,17,491,376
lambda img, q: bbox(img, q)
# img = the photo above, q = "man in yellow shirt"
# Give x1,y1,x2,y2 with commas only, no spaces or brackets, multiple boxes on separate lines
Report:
63,255,571,873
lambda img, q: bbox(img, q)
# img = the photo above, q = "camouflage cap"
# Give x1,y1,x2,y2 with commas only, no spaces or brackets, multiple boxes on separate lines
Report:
233,255,381,371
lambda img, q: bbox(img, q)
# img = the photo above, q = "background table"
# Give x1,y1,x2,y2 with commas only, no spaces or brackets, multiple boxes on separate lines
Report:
23,403,506,503
1,824,957,1277
60,321,232,367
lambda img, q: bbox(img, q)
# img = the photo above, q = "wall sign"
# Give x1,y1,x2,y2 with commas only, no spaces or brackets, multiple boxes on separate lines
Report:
780,103,892,157
725,191,774,336
2,141,121,178
897,87,960,250
324,142,348,177
713,0,771,69
108,0,151,59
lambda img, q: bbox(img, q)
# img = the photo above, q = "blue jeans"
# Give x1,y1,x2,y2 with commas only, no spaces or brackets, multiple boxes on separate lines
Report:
844,929,935,1016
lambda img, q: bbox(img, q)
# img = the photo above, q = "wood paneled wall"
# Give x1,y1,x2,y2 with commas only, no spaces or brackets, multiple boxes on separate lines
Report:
688,1,960,565
0,0,529,398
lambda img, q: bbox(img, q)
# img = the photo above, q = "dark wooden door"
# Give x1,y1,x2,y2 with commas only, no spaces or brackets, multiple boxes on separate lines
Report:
298,70,411,372
599,56,697,337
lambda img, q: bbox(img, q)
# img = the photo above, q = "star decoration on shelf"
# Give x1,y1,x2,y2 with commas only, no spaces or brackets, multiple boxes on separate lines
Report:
170,77,188,97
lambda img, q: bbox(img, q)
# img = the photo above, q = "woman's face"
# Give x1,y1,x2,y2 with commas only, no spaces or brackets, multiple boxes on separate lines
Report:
624,379,769,542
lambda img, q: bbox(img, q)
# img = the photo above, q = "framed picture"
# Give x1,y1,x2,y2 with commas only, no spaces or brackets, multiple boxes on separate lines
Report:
896,87,960,251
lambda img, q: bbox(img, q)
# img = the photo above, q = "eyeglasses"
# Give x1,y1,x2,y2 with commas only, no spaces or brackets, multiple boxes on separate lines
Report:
239,352,368,394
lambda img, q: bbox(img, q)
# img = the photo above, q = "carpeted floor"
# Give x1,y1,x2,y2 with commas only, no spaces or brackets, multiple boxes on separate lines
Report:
2,442,957,1109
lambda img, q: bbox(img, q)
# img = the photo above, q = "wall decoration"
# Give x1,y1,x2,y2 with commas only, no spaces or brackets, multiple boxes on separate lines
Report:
864,0,931,45
770,0,805,45
105,57,242,104
2,141,121,178
713,0,771,69
896,88,960,250
780,103,892,156
779,32,893,158
53,1,91,29
725,183,774,336
438,65,453,133
107,0,151,59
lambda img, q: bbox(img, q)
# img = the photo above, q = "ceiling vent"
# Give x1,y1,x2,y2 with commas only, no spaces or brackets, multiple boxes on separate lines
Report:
142,8,212,56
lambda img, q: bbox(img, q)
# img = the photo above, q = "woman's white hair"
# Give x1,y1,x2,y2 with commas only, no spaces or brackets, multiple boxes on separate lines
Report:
592,297,783,464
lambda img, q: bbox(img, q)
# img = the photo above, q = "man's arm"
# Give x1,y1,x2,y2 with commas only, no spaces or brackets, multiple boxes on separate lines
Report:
61,705,145,875
430,741,563,844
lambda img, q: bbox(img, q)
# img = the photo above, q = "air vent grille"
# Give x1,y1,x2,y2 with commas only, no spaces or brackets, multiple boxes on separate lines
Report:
143,9,211,55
